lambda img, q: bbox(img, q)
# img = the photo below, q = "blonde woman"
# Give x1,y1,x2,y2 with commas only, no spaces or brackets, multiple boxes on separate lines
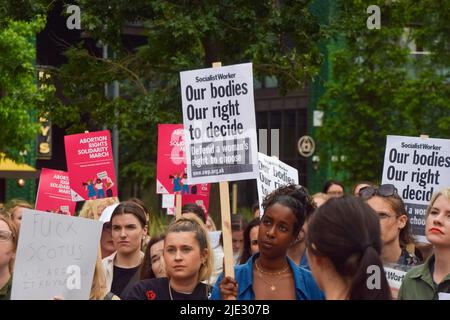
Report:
78,197,119,220
0,216,18,300
5,199,32,231
90,253,119,300
398,187,450,300
124,214,213,300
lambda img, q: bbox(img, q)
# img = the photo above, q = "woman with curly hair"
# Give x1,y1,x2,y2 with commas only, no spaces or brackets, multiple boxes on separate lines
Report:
212,185,323,300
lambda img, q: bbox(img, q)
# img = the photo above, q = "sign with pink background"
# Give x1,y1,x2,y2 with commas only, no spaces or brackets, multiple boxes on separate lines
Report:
35,168,75,215
64,130,117,201
157,124,196,195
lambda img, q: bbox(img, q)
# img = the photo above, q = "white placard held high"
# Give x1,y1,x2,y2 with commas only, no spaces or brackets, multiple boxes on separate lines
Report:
257,152,299,216
381,135,450,242
180,63,258,184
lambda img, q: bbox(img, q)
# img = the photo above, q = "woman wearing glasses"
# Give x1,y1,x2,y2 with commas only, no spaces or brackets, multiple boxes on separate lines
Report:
361,184,420,266
398,187,450,300
0,216,18,300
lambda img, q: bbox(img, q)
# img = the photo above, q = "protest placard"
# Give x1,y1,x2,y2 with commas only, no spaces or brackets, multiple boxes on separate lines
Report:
11,209,102,300
381,135,450,242
383,263,412,300
257,152,299,215
162,194,175,209
167,184,211,216
64,130,117,201
35,168,75,215
180,63,258,184
156,124,187,194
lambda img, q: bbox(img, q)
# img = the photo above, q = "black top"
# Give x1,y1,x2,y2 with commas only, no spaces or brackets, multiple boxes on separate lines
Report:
398,248,421,267
123,277,211,300
111,265,141,298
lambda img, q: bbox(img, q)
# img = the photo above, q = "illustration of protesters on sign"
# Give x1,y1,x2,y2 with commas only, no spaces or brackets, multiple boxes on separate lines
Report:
169,172,183,194
60,206,71,215
104,176,114,197
82,179,97,200
45,205,71,215
95,178,105,198
181,173,190,195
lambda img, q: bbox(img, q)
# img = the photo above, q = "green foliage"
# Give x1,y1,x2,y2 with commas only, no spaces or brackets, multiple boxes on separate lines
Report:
0,0,54,25
39,1,323,191
317,0,450,185
0,16,55,162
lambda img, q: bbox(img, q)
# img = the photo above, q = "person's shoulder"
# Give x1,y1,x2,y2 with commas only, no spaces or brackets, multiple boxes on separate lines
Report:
293,264,324,300
403,262,427,279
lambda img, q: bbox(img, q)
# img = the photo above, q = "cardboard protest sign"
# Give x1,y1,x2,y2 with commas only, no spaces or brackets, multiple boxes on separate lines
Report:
162,194,175,209
157,124,206,196
382,135,450,242
257,152,299,216
35,168,75,215
11,209,102,300
167,183,211,217
383,263,412,300
180,63,258,184
157,124,187,194
64,130,117,201
208,231,222,249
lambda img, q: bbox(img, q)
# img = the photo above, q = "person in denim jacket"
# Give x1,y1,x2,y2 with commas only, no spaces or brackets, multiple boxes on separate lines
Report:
211,185,324,300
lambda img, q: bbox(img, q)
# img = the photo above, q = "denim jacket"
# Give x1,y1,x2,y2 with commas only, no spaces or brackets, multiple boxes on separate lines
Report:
210,253,324,300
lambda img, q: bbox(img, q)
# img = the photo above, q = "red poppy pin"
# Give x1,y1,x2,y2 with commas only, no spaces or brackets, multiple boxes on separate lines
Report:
145,290,156,300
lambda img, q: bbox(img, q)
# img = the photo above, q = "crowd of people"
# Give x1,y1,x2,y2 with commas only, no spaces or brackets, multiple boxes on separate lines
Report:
0,179,449,300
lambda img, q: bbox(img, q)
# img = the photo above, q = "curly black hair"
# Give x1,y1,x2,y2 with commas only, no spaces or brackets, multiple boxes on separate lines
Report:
261,184,315,236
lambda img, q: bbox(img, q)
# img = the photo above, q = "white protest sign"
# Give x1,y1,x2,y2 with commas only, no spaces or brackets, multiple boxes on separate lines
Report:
180,63,258,184
257,152,299,215
384,266,407,290
162,194,175,209
382,135,450,242
208,231,222,249
11,209,102,300
439,292,450,300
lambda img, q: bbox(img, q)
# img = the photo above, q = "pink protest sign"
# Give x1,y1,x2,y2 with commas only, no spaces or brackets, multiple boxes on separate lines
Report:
156,124,189,194
35,168,75,215
168,183,211,217
64,130,117,201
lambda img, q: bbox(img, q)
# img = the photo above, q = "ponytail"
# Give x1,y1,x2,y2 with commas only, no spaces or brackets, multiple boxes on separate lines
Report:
307,196,392,300
348,247,391,300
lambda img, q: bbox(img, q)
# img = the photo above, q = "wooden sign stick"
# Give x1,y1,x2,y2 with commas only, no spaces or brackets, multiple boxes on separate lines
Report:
175,194,182,220
212,61,235,282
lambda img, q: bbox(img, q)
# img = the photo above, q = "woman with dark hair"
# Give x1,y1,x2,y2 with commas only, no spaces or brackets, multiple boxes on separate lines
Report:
212,185,323,300
322,180,345,198
361,184,420,266
399,188,450,300
306,196,392,300
140,234,166,280
102,201,148,298
287,186,317,269
239,217,260,264
182,203,206,224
